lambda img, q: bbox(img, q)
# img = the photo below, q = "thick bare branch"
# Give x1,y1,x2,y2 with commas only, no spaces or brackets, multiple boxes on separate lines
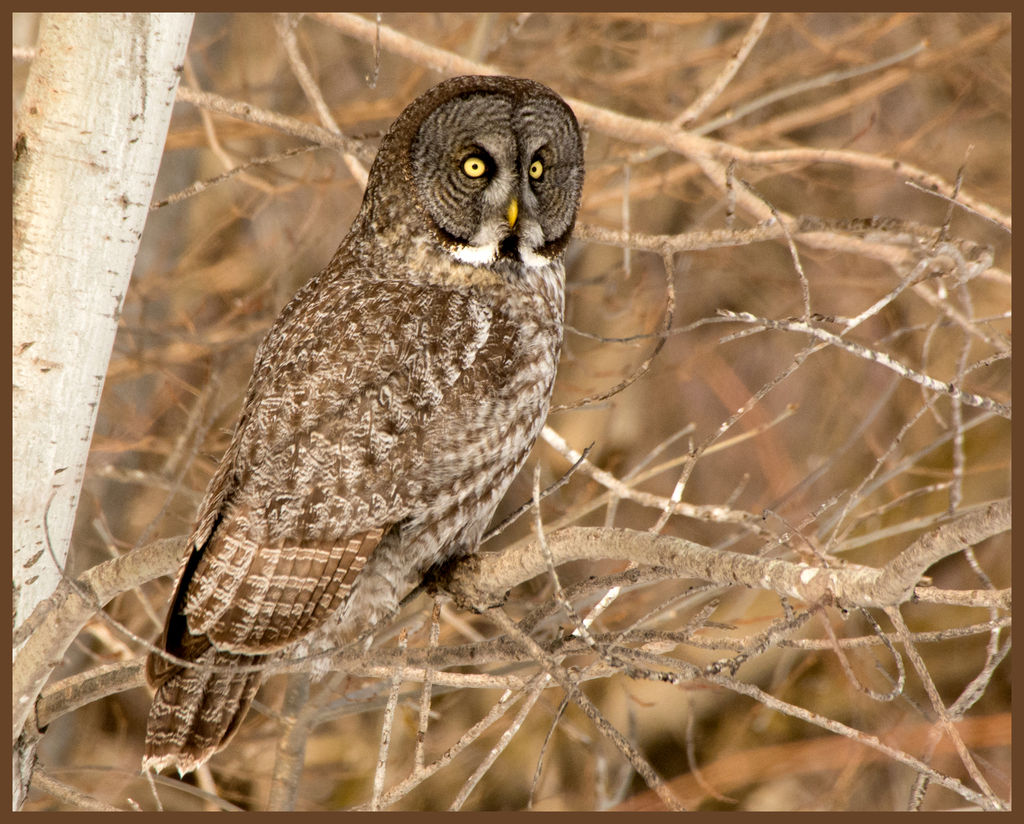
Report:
445,500,1009,611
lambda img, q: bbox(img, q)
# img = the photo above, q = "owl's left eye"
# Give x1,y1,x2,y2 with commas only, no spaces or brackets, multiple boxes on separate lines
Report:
462,155,488,178
529,159,544,180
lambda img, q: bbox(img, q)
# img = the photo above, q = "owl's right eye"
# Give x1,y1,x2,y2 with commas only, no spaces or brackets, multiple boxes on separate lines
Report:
462,156,488,178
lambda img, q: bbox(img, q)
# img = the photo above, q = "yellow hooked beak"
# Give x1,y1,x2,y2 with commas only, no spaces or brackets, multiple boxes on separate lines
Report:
507,198,518,229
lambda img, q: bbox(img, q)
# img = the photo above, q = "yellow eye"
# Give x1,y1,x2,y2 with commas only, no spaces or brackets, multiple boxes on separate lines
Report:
462,156,487,178
529,159,544,180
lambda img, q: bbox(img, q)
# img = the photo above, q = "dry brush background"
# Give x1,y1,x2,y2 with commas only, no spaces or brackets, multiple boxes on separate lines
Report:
15,12,1010,811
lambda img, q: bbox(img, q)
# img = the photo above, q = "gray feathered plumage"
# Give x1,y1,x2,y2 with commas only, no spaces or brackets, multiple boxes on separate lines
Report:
144,74,584,774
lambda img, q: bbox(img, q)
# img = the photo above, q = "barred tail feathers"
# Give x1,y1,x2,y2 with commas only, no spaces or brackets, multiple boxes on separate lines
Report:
143,648,262,775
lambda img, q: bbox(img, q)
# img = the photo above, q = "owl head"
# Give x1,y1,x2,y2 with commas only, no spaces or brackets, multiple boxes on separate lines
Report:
357,75,585,272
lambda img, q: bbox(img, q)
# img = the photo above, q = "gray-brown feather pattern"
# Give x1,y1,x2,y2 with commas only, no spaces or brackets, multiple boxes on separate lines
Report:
144,74,582,774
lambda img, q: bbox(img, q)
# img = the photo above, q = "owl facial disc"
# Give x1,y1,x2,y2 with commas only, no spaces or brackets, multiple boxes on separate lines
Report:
405,79,584,273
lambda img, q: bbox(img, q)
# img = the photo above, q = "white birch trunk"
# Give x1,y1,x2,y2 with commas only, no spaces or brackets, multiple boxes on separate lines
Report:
11,12,193,808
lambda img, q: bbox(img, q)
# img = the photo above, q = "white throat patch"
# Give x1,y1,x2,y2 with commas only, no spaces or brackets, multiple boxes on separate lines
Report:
450,241,550,270
450,242,498,266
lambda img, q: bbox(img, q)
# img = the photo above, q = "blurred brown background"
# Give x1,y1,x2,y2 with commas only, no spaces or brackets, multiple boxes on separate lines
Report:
15,12,1009,811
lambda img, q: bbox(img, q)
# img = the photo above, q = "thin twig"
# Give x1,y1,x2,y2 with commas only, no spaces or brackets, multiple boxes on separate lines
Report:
449,679,546,810
676,12,771,128
719,311,1010,418
483,607,685,811
884,607,1004,808
371,629,408,809
267,673,311,810
275,13,368,186
413,601,441,771
30,769,123,811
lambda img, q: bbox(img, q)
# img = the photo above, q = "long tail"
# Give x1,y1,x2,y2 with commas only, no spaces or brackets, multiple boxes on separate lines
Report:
143,647,262,775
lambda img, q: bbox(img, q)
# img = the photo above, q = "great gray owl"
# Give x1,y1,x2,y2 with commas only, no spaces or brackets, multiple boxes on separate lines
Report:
143,75,584,774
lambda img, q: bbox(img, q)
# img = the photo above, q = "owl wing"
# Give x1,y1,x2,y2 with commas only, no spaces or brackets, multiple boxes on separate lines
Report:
155,275,519,665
